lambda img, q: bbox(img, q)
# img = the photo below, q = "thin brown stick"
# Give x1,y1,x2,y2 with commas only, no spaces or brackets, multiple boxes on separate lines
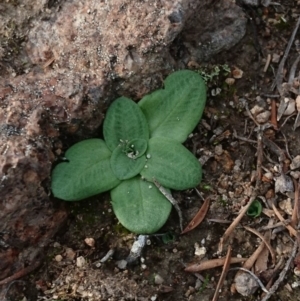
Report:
256,133,263,187
271,202,297,237
244,226,276,265
263,54,272,73
184,257,247,273
242,239,266,271
0,260,42,286
218,197,255,254
270,99,278,129
212,246,232,301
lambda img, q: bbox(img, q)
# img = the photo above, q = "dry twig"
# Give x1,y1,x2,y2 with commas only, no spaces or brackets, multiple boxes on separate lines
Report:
271,202,297,237
212,246,232,301
185,257,247,273
218,197,255,253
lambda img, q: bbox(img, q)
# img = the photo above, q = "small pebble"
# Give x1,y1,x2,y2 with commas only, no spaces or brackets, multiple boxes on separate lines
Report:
84,237,95,247
291,155,300,170
76,256,86,268
55,254,63,262
232,67,243,79
53,242,61,248
154,274,164,285
116,259,127,270
225,77,235,85
256,111,271,123
65,248,76,260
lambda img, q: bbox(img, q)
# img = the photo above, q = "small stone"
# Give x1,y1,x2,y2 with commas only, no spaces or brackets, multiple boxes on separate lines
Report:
283,99,295,115
256,111,271,123
279,198,293,215
232,67,243,79
214,144,223,156
211,87,222,96
84,237,95,247
154,274,164,285
150,295,158,301
225,77,235,85
294,267,300,277
53,242,61,248
65,248,76,260
250,105,264,116
291,171,300,179
194,243,206,257
55,254,63,262
116,260,127,270
272,53,281,63
76,256,86,268
290,155,300,170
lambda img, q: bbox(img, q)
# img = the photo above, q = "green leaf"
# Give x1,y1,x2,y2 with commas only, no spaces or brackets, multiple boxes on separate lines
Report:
110,145,147,180
122,138,148,159
103,97,149,151
140,137,202,190
247,200,263,218
111,177,172,234
139,70,206,143
51,139,120,201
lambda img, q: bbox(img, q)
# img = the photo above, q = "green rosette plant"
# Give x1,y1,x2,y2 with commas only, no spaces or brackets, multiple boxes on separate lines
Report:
51,70,206,234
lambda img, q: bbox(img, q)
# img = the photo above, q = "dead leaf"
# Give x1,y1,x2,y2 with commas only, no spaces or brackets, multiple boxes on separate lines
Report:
255,231,271,273
181,198,210,234
275,174,294,194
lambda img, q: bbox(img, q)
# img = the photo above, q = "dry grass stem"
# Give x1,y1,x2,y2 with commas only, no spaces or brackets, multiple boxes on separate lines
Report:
271,202,297,237
218,197,255,253
185,257,248,273
212,246,232,301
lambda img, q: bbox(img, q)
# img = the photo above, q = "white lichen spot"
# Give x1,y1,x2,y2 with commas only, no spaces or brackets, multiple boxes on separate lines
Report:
144,165,148,168
146,154,151,159
149,185,152,189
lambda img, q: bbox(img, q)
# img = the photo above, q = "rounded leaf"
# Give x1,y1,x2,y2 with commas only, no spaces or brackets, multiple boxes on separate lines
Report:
111,177,172,234
139,70,206,143
140,137,202,190
103,97,149,151
51,139,120,201
111,145,147,180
